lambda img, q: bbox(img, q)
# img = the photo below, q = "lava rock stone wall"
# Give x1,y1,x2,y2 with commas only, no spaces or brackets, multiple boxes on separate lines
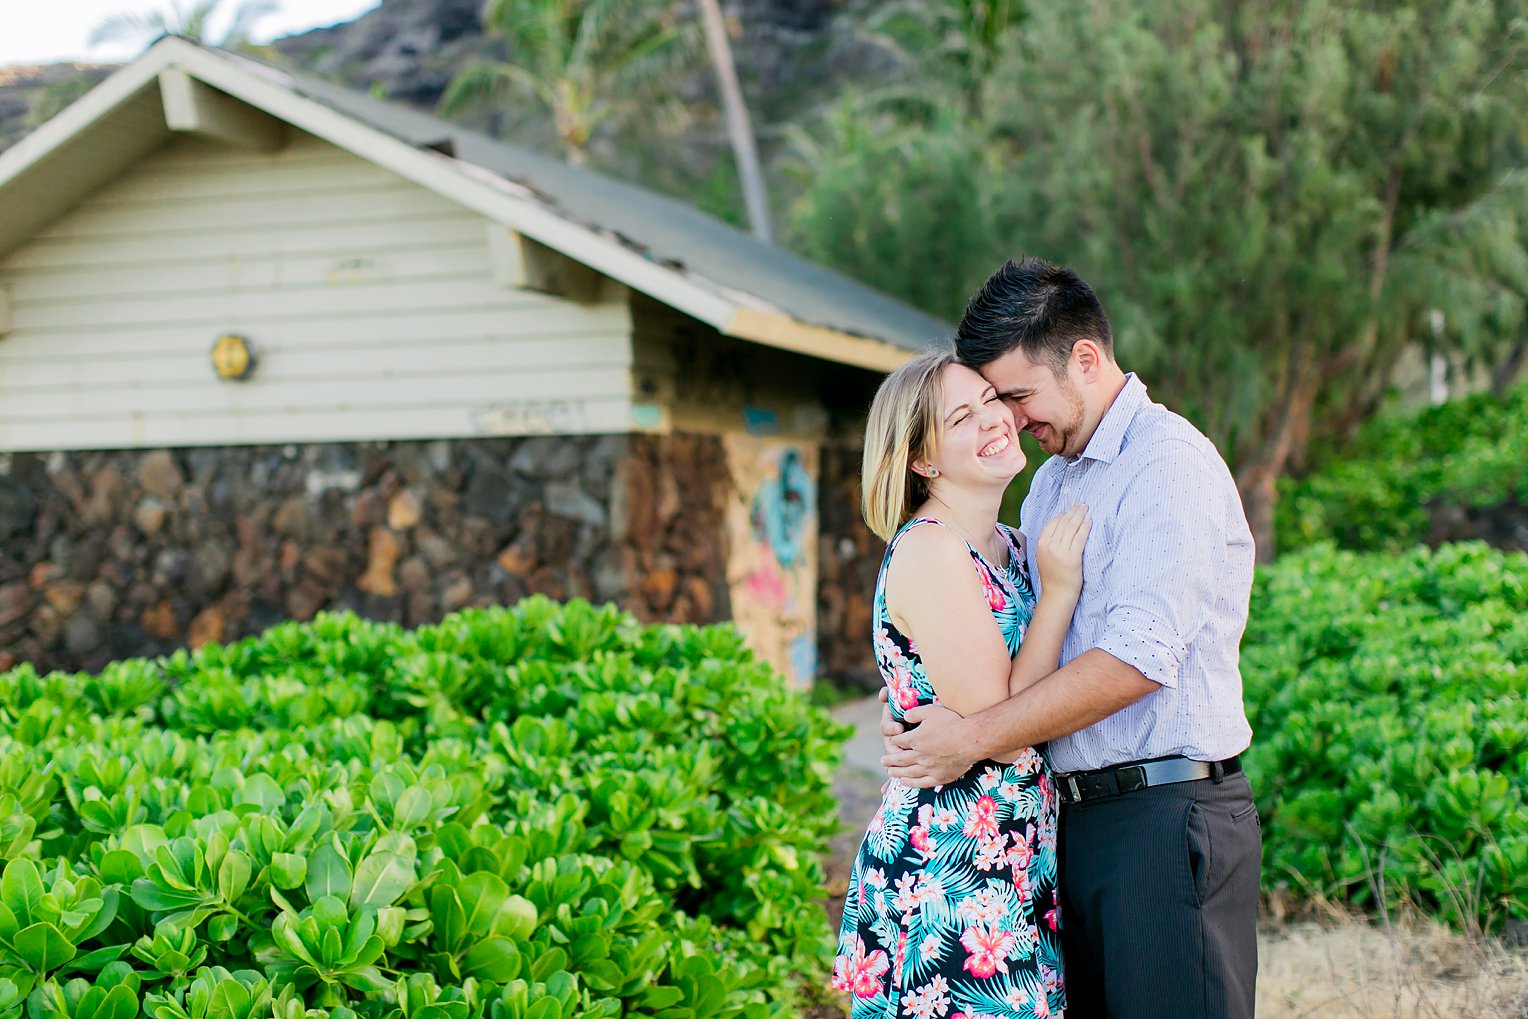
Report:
815,441,881,692
0,434,731,672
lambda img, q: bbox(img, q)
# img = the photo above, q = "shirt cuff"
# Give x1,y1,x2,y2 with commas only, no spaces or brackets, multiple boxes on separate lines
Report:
1096,606,1186,688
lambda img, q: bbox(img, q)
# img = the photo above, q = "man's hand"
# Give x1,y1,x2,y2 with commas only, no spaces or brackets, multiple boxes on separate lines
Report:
878,688,904,757
880,702,974,788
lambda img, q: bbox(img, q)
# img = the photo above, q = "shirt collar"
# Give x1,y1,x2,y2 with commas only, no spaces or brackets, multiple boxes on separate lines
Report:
1075,373,1147,464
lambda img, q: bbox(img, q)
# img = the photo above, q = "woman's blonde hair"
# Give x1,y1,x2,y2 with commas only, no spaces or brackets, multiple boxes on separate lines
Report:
862,349,955,540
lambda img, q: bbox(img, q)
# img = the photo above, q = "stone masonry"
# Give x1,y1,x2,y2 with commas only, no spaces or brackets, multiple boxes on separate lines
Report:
0,435,731,673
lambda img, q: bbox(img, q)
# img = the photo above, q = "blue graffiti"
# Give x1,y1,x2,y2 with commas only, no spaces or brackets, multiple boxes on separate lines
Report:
750,448,815,569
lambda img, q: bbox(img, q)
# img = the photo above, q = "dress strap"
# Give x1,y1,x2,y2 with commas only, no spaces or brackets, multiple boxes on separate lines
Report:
876,517,942,599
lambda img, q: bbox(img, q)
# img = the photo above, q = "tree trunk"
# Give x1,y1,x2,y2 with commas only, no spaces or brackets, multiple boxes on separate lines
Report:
1492,337,1528,396
1236,369,1318,562
697,0,773,243
1236,459,1281,565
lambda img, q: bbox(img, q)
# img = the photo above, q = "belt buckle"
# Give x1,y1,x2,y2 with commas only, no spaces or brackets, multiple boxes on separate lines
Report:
1064,774,1083,803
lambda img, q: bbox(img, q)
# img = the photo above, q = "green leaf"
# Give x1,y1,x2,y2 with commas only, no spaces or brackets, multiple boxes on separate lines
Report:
67,945,129,972
348,853,412,911
233,776,285,813
74,888,119,945
337,966,389,994
217,852,251,905
529,948,567,983
304,844,350,904
209,978,252,1019
129,880,203,914
270,854,306,891
640,986,682,1009
207,913,239,942
493,896,537,942
428,888,465,953
1,861,43,926
310,896,348,935
462,938,521,982
391,788,433,831
97,853,143,887
375,906,405,948
457,873,507,938
94,984,137,1019
13,923,76,974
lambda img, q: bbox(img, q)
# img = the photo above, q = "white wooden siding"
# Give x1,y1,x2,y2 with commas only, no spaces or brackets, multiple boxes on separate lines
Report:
0,131,635,451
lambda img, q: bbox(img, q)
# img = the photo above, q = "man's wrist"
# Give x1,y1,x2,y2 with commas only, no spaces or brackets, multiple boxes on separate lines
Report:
952,713,986,765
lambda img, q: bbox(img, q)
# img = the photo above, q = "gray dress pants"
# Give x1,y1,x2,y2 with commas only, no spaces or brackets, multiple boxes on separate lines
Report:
1057,769,1261,1018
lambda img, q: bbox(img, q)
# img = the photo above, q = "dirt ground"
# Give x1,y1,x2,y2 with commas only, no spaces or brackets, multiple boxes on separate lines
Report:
817,698,1528,1019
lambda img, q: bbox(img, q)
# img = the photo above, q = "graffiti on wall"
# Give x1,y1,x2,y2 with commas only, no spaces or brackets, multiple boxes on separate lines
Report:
723,435,819,687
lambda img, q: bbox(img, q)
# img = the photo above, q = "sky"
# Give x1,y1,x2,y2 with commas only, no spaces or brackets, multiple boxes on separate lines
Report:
0,1,382,68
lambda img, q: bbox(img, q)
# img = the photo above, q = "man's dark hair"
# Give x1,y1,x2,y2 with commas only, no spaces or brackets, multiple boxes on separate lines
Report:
955,258,1113,374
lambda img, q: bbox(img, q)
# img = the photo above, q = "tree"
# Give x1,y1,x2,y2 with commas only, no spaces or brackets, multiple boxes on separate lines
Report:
981,0,1528,556
785,94,1003,322
864,0,1025,114
792,0,1528,557
697,0,771,242
89,0,280,51
440,0,698,167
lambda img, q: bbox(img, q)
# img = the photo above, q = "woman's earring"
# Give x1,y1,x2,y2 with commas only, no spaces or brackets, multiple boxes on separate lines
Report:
927,468,939,477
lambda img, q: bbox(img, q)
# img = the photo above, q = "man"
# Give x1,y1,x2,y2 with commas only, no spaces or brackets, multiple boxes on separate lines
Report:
880,258,1261,1018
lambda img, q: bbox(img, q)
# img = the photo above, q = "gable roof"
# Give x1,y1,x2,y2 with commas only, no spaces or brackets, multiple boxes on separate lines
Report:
0,37,950,371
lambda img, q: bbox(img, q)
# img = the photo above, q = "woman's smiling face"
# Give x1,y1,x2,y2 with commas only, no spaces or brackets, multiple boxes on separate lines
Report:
924,363,1025,484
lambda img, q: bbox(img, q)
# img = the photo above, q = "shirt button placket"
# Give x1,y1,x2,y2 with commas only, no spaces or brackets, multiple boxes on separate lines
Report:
1060,460,1078,502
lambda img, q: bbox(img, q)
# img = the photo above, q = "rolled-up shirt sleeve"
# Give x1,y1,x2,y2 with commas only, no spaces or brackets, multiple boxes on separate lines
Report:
1094,440,1227,688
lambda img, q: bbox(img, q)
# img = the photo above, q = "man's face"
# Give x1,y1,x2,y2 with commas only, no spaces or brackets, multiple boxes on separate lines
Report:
980,348,1088,457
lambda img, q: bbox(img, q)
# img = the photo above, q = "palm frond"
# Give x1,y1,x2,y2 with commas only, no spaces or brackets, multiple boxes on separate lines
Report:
181,0,221,39
440,61,553,118
88,11,171,47
221,0,281,47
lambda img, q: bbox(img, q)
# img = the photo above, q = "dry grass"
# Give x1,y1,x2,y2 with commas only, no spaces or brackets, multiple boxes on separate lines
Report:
1258,914,1528,1019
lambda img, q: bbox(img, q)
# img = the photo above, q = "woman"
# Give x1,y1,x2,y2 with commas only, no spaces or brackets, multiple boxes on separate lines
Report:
832,350,1087,1019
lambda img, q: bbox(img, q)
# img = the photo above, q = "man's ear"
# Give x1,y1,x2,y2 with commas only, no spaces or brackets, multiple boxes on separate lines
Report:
1071,339,1104,380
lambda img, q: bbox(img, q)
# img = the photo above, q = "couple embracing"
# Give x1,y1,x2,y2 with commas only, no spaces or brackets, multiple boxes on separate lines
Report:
832,259,1261,1019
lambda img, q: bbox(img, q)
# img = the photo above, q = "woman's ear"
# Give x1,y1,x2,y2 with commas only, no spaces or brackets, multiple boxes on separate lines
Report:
911,458,939,479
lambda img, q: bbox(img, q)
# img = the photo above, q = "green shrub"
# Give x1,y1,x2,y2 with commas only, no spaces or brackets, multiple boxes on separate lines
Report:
0,598,849,1019
1243,542,1528,931
1277,384,1528,553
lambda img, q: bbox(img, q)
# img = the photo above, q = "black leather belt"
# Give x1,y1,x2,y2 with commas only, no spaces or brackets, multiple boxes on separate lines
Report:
1056,755,1241,804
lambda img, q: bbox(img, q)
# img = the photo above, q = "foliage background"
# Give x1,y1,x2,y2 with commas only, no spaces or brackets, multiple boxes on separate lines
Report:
0,599,849,1019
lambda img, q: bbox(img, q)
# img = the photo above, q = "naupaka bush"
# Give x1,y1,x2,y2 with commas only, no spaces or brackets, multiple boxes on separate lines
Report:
0,598,848,1019
1242,542,1528,932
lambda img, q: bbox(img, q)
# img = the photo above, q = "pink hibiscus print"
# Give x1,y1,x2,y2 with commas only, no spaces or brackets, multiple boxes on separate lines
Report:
831,935,890,997
910,823,932,855
962,795,1000,840
959,925,1017,978
978,568,1007,611
886,661,921,710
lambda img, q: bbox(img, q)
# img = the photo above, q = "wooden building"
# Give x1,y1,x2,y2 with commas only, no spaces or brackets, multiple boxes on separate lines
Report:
0,37,947,685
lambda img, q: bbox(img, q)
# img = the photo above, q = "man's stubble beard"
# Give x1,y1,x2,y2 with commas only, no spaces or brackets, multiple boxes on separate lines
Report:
1042,377,1089,458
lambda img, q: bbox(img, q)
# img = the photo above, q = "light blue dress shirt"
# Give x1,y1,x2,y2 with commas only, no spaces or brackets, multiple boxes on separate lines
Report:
1019,374,1255,772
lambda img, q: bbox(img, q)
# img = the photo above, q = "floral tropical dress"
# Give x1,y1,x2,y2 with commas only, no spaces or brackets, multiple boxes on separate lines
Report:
832,518,1065,1019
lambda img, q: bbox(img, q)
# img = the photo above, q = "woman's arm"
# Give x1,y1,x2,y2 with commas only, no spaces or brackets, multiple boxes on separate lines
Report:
1007,506,1090,696
883,525,1014,719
